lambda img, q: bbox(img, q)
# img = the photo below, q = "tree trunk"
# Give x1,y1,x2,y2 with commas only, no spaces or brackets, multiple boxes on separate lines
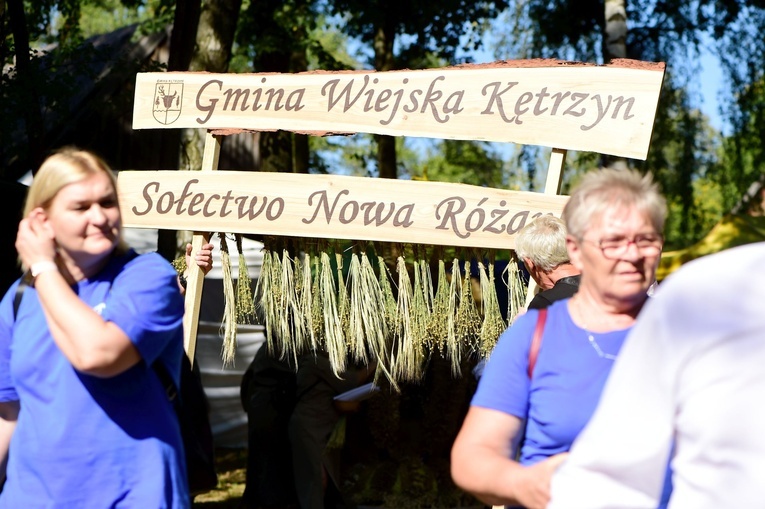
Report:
252,0,309,174
154,0,203,261
7,0,45,174
373,23,397,179
169,0,243,255
181,0,243,173
601,0,628,170
604,0,627,61
291,44,310,174
189,0,243,72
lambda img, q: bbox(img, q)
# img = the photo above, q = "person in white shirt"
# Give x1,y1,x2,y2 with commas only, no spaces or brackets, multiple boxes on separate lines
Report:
549,241,765,509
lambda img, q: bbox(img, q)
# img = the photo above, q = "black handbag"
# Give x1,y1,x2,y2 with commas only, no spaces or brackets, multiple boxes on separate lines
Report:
153,356,219,496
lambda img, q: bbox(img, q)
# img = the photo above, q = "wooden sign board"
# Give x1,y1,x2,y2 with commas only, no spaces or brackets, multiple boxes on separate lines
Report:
133,60,665,160
118,170,569,250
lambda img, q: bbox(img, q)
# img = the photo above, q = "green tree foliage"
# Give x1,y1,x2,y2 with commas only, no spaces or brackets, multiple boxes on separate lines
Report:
409,139,506,188
325,0,509,179
327,0,508,66
8,0,765,251
0,0,173,178
490,0,765,248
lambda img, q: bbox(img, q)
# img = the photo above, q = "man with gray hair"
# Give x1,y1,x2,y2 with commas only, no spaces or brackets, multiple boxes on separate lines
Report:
515,215,581,309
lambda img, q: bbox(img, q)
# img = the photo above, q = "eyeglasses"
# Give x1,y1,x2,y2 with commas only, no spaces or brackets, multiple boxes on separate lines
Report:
582,234,663,259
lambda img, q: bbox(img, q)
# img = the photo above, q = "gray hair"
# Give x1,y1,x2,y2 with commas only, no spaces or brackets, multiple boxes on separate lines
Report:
515,215,570,272
562,168,667,240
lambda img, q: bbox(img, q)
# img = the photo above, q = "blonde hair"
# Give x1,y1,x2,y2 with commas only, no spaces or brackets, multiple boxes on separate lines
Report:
562,168,667,240
24,147,128,253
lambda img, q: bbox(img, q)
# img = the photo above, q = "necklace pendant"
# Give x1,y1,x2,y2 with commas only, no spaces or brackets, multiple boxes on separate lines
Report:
586,332,617,361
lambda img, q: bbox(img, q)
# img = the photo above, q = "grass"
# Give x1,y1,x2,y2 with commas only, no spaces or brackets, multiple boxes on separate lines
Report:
192,448,248,508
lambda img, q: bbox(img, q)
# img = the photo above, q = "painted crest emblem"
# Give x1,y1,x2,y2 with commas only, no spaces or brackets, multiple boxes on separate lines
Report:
153,81,183,125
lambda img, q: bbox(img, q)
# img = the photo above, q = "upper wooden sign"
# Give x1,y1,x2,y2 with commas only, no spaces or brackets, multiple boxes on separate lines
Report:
133,59,665,160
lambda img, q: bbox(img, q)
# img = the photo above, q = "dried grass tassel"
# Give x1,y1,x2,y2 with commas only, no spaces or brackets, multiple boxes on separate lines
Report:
376,255,399,389
410,258,430,366
357,251,387,370
427,259,448,355
447,258,462,376
504,252,528,325
392,255,423,382
279,249,303,366
269,251,287,356
455,260,481,354
255,248,276,353
377,255,397,339
218,233,238,367
347,252,368,365
296,251,316,353
321,252,346,377
336,251,351,351
235,234,256,325
309,254,323,352
478,258,506,358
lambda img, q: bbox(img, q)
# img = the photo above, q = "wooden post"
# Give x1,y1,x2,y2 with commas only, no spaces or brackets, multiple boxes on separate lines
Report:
183,131,221,366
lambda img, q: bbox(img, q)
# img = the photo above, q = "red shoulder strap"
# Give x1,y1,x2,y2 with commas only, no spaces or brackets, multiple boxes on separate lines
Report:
527,307,547,379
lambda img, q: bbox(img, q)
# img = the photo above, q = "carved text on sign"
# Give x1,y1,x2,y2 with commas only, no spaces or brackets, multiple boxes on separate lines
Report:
117,171,570,249
194,75,635,131
133,64,665,159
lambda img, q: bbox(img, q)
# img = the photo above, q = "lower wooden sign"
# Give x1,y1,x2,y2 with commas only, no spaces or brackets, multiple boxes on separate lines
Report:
118,170,569,250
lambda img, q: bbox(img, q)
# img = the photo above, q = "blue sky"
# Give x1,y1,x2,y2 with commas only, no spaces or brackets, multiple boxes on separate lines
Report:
696,47,727,134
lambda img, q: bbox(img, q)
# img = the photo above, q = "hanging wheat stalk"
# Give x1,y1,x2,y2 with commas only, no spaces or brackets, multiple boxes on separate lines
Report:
429,257,461,375
235,234,256,325
392,255,425,382
296,250,316,353
377,255,397,339
427,258,449,355
375,254,399,389
268,250,288,356
409,255,431,372
504,252,528,325
321,251,346,377
416,257,434,347
447,258,463,375
391,255,412,381
248,233,530,384
218,233,238,367
336,250,351,359
255,248,276,353
455,259,481,355
478,257,507,358
279,249,304,366
291,250,307,352
361,251,388,363
348,250,387,368
309,253,324,352
345,250,365,364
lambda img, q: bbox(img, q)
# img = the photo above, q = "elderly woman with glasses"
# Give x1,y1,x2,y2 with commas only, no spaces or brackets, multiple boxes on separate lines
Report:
451,168,669,509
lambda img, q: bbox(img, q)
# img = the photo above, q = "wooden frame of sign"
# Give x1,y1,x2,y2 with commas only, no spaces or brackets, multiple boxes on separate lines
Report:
124,58,665,362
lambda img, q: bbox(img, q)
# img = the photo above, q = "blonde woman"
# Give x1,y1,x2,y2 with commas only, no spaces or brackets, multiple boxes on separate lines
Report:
0,148,207,508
